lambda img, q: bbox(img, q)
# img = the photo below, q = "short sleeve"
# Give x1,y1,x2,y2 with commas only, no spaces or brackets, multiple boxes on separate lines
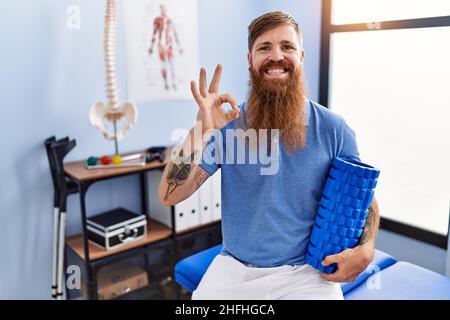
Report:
337,118,361,162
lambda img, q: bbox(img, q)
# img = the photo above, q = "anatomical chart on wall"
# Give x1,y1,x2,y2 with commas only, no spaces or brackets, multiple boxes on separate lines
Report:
123,0,199,103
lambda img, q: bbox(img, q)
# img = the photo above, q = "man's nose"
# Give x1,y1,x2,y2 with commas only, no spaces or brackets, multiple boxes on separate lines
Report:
269,47,284,62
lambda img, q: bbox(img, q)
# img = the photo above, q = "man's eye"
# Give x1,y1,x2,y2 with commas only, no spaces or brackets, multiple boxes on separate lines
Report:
258,47,269,51
283,45,295,51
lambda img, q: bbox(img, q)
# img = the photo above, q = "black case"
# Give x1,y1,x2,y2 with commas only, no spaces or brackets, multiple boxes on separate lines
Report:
87,208,147,250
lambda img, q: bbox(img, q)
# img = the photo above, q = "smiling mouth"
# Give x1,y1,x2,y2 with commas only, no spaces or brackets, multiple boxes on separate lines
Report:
265,68,288,76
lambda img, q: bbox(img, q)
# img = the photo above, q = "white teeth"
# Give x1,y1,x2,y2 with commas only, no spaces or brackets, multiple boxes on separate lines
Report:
267,69,285,74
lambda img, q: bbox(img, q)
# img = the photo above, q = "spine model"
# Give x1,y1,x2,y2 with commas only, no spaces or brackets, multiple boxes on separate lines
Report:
89,0,138,151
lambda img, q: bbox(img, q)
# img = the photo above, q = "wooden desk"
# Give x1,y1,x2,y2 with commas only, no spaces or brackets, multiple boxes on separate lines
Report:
63,147,174,300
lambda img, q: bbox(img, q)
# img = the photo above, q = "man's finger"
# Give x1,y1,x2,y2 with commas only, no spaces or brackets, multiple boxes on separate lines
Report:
228,107,240,121
322,254,340,267
320,270,347,283
221,107,240,122
199,68,208,97
209,64,222,93
320,272,338,282
218,93,239,121
190,81,202,105
219,93,238,109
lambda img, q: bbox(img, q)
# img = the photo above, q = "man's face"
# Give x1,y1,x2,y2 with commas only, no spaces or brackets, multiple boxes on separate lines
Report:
248,24,304,81
244,23,307,153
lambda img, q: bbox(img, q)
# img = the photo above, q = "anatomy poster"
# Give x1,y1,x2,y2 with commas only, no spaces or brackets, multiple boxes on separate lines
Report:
122,0,199,103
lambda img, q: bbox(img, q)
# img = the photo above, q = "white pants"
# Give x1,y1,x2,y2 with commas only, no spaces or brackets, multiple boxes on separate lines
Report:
192,254,343,300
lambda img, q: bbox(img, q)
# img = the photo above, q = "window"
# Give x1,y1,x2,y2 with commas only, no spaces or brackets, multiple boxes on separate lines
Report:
321,0,450,247
332,0,450,25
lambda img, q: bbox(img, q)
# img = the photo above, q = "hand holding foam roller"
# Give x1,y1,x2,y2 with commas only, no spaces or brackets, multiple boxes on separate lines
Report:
306,157,380,274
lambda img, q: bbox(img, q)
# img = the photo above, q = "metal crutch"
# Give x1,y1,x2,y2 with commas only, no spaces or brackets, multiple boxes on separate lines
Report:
45,137,77,299
45,136,64,300
52,138,77,300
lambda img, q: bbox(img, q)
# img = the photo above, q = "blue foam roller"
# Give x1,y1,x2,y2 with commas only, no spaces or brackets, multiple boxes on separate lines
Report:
359,209,368,219
345,217,357,228
323,179,337,197
371,169,381,179
350,186,359,197
367,179,378,189
362,190,375,209
329,167,344,180
357,189,368,199
319,197,335,211
336,204,344,215
316,218,329,230
343,207,353,217
332,158,347,171
351,209,360,219
355,228,364,238
310,227,321,244
331,235,341,245
330,225,339,234
318,206,337,222
355,219,365,229
355,166,365,177
337,216,346,226
339,237,349,247
307,157,380,274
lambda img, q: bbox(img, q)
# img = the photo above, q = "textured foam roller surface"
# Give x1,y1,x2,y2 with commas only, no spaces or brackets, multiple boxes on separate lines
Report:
306,157,380,274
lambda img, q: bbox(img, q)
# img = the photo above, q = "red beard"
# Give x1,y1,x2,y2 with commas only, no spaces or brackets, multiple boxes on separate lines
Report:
243,59,308,153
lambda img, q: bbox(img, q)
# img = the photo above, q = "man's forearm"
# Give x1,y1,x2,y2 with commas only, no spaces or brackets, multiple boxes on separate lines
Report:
160,124,212,203
358,197,380,247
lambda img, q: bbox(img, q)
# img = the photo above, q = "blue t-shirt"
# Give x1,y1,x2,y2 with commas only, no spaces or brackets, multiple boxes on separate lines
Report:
199,99,360,267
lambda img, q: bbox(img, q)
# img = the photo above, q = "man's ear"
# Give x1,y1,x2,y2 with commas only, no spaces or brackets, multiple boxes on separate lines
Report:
300,49,305,64
247,52,252,69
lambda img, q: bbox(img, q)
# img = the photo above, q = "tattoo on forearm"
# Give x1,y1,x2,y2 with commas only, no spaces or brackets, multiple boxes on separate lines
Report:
164,148,201,200
359,206,377,246
194,168,210,188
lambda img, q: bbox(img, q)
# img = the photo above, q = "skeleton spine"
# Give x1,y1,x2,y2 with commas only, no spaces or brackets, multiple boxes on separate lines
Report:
105,0,119,111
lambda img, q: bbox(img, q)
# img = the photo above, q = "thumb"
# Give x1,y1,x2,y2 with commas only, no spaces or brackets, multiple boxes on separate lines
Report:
322,254,340,267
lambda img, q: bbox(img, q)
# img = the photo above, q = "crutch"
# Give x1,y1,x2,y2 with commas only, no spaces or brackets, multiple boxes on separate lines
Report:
45,137,77,299
45,136,63,299
52,138,77,300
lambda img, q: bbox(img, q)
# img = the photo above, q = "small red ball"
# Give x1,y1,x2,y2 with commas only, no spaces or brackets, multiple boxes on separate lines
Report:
100,155,111,165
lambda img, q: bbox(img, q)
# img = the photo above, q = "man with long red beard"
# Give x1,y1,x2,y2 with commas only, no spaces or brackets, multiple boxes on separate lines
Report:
159,11,380,299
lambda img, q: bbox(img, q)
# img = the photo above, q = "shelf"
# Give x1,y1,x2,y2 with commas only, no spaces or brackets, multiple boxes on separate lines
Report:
64,147,172,182
66,218,172,261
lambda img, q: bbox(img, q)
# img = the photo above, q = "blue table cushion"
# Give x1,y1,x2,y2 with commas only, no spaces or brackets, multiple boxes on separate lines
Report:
175,245,397,295
345,262,450,300
341,249,397,295
175,244,223,292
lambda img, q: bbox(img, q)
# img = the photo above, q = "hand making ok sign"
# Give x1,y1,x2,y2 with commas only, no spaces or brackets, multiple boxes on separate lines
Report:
190,64,240,135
